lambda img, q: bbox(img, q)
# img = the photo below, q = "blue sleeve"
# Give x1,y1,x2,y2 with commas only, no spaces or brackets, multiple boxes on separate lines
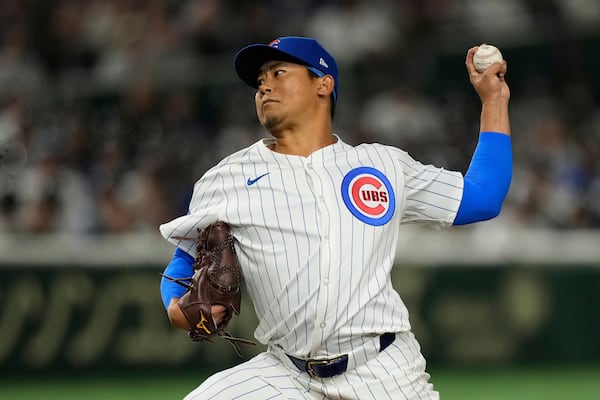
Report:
453,132,512,225
160,247,194,309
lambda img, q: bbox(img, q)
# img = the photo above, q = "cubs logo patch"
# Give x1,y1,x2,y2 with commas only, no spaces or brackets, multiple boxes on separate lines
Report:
341,167,395,226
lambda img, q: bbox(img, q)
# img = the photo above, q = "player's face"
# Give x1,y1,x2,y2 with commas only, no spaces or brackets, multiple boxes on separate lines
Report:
254,61,320,131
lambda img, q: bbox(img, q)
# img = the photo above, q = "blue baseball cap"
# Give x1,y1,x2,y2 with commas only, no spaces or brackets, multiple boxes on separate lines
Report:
234,36,338,104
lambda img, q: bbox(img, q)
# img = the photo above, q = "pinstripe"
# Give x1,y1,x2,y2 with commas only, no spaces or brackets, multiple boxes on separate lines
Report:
248,166,282,332
161,137,453,399
247,153,275,319
277,159,305,347
278,157,306,347
324,149,349,353
290,162,312,347
338,144,358,348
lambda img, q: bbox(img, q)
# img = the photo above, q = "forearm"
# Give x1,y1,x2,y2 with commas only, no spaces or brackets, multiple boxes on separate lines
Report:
453,132,512,225
160,247,194,308
161,247,194,330
480,99,510,136
160,247,227,330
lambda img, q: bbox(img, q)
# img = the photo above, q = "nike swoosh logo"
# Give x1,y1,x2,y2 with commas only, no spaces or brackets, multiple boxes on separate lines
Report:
247,173,270,186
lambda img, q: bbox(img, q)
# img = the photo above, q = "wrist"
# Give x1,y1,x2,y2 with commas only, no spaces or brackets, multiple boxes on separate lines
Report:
480,102,510,135
481,98,509,108
167,298,191,330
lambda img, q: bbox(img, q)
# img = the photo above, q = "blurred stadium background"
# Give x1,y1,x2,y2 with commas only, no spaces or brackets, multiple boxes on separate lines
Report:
1,0,600,399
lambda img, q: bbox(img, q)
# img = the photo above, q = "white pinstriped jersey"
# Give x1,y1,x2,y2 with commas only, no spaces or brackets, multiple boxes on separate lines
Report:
159,135,463,359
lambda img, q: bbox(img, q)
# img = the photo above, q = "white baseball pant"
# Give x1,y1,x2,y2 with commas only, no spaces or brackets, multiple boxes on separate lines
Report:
183,331,439,400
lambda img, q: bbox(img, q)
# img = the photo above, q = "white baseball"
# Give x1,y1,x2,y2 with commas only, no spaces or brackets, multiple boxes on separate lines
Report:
473,44,503,73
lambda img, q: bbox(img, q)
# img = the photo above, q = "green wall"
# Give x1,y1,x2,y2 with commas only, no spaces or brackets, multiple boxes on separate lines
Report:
1,263,598,373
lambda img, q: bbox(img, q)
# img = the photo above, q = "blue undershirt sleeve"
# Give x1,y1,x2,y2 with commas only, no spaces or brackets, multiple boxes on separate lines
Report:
453,131,513,225
160,247,194,309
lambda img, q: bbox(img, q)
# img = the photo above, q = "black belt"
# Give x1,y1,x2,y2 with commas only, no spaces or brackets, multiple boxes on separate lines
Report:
287,332,396,379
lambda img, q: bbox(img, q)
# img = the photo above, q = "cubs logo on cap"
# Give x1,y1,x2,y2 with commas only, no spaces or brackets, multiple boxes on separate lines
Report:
341,167,395,226
233,36,339,104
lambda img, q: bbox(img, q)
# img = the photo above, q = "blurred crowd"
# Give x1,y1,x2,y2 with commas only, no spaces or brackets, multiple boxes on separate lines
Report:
1,0,599,234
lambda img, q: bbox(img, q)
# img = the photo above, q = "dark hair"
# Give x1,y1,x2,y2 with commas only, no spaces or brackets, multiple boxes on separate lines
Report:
307,69,336,120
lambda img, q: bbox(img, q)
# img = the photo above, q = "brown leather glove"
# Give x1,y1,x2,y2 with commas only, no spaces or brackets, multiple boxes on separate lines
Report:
162,221,255,355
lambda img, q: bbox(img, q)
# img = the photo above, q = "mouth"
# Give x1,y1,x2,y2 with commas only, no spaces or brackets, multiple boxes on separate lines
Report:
262,99,278,107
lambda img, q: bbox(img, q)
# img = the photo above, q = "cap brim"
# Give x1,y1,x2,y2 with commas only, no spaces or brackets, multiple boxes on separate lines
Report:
234,45,309,89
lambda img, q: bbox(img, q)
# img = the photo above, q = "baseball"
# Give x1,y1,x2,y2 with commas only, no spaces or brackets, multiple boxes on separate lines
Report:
473,44,503,73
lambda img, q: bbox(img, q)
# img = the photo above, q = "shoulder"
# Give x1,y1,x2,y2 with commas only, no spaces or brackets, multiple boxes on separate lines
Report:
350,142,439,176
352,142,411,160
194,139,270,185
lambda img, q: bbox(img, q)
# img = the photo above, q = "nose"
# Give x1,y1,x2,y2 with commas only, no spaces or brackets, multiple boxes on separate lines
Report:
258,83,272,96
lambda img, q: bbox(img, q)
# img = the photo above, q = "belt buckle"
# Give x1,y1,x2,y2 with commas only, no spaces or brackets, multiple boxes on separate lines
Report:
306,359,330,379
306,355,345,379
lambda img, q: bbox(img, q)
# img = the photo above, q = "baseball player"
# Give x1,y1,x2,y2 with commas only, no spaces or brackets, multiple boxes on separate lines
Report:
159,36,512,399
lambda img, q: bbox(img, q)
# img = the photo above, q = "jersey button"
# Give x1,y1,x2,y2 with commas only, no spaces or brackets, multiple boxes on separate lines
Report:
323,278,329,285
320,322,326,329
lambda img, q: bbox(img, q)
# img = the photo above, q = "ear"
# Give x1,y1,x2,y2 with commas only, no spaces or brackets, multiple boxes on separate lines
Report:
317,75,335,98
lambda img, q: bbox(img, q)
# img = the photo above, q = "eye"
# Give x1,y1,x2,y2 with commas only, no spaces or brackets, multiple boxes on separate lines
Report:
256,68,285,87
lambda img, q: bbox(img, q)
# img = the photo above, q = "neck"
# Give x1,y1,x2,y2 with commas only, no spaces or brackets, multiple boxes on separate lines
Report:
269,131,336,157
267,114,335,157
270,109,337,157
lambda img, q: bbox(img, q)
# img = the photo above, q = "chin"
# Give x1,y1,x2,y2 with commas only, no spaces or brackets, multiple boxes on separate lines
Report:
262,115,285,131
